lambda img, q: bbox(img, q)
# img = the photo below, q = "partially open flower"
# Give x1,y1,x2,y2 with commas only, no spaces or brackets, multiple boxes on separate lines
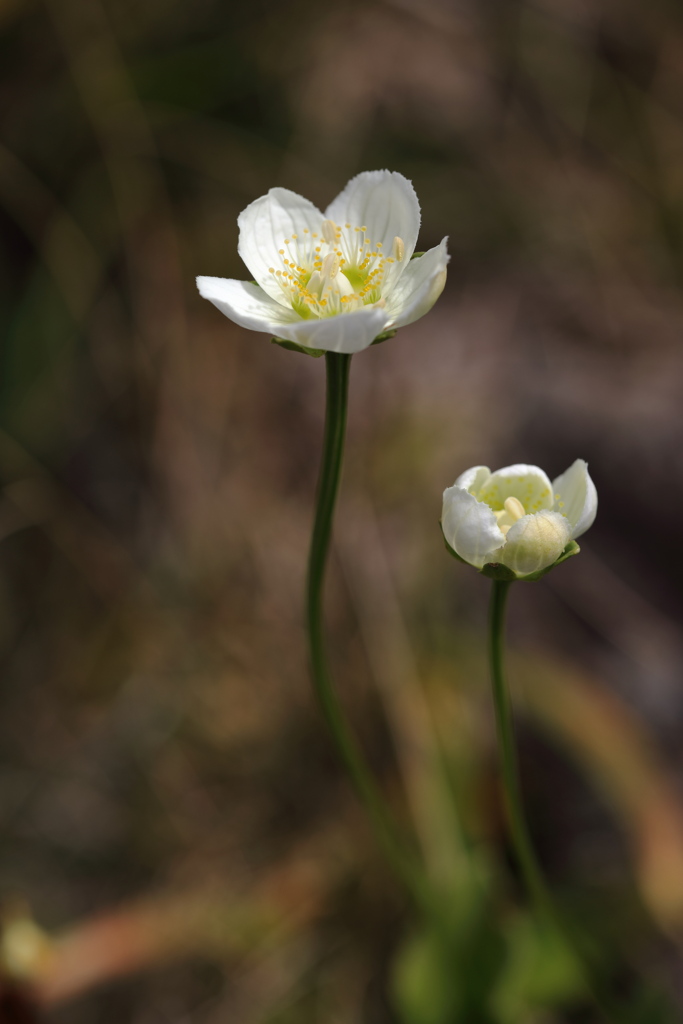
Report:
441,460,597,580
197,170,449,355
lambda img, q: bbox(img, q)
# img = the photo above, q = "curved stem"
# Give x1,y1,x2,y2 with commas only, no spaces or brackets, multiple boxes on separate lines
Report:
488,580,623,1023
306,352,428,909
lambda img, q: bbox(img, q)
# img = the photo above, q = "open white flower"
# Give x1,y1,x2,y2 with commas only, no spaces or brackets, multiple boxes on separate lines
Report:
441,459,597,579
197,170,449,355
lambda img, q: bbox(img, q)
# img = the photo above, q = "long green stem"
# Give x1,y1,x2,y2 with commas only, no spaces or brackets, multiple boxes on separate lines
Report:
488,582,550,913
488,580,622,1022
306,352,427,908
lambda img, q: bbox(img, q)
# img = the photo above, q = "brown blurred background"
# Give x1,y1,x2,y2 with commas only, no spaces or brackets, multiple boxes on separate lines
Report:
1,0,683,1020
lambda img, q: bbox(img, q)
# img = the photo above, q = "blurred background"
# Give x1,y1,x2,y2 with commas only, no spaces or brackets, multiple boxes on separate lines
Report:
2,0,683,1019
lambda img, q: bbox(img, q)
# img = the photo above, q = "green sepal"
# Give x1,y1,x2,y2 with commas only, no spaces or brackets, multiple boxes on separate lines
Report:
480,562,518,582
411,251,426,259
371,329,398,346
272,328,399,355
270,337,325,358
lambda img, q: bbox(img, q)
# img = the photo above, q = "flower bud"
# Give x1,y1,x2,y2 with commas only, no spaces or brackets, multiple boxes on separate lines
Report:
441,460,597,581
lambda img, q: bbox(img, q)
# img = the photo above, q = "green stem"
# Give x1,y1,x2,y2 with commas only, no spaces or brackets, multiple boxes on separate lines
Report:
488,580,622,1023
488,582,550,913
306,352,428,909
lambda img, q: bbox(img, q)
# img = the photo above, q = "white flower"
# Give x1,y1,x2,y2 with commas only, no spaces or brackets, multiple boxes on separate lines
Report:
441,459,597,579
197,170,449,355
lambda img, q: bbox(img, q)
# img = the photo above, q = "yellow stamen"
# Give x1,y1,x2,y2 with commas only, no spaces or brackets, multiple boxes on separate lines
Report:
504,496,525,521
321,220,338,245
321,252,340,280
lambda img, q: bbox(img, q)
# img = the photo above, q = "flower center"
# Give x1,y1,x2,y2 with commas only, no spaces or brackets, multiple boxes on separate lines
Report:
267,219,405,319
494,496,525,536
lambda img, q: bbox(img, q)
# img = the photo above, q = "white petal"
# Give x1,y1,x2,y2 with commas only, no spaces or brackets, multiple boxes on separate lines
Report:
237,188,325,303
500,511,571,576
275,304,390,354
325,171,421,262
552,459,597,539
384,239,450,328
442,486,506,568
478,464,554,514
454,465,491,495
196,276,300,333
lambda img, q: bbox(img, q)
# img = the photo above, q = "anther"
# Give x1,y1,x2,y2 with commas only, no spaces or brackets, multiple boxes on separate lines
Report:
321,220,338,245
504,496,525,521
392,236,405,262
321,252,340,280
307,271,322,295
